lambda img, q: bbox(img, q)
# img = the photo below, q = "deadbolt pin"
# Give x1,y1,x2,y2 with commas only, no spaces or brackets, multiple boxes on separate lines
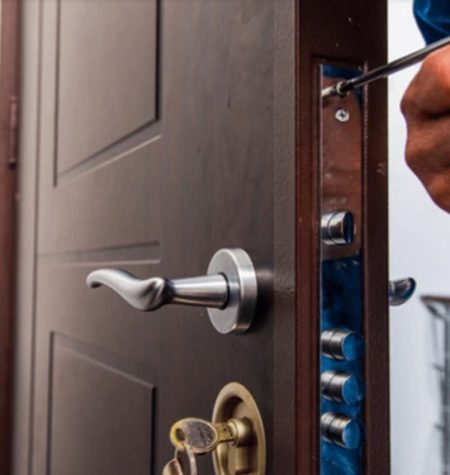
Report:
321,370,364,405
321,211,354,246
321,328,364,361
321,412,362,450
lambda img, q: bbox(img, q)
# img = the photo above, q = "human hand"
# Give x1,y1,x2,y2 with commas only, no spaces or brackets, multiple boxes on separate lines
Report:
401,45,450,212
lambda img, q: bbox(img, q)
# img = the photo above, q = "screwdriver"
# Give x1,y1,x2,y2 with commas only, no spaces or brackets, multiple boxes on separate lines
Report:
322,35,450,98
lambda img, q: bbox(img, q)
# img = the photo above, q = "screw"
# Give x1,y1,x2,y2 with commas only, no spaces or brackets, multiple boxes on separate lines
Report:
335,108,350,123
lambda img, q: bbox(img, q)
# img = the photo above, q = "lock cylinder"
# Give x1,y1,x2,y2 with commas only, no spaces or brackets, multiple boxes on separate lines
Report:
321,412,361,450
321,328,364,361
321,370,364,405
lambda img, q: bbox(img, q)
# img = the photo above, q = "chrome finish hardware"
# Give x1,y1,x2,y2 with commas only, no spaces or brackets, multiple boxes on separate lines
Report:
321,412,362,449
87,248,258,334
321,328,364,362
335,108,350,123
87,271,228,311
389,277,416,306
321,370,364,405
321,211,354,246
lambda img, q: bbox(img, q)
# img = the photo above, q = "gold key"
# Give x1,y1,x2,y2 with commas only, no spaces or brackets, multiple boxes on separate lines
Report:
170,417,252,456
162,456,183,475
162,446,198,475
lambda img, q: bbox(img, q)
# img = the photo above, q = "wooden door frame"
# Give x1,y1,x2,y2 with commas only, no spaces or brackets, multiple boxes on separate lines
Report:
295,1,389,473
0,0,20,473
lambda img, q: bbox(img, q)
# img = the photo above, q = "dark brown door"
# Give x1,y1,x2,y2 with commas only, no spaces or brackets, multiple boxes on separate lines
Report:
11,0,389,474
12,1,296,474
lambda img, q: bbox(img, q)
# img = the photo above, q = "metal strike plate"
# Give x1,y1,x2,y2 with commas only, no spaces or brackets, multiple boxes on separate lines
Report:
319,63,365,475
320,73,362,260
212,382,266,475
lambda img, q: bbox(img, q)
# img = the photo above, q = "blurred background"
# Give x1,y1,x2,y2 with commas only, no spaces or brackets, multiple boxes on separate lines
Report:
389,1,450,473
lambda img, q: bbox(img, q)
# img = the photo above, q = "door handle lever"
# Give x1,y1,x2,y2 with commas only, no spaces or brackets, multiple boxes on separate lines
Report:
86,248,258,334
389,277,416,306
87,270,229,312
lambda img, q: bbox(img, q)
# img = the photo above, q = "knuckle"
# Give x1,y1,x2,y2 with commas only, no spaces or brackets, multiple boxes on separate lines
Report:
422,51,441,74
400,90,416,117
426,175,450,211
404,136,429,172
423,49,450,90
404,144,418,171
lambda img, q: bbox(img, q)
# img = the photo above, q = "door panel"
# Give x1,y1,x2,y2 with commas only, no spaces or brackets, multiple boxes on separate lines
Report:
57,0,157,173
14,1,296,474
39,0,162,253
296,1,388,473
13,0,389,474
49,336,154,475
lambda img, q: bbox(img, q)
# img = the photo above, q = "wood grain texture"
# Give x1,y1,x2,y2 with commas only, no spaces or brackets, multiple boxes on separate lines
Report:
12,1,388,473
0,0,20,473
296,1,388,473
14,1,297,474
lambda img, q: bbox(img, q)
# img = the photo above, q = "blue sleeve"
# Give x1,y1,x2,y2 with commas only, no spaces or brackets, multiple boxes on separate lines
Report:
414,0,450,43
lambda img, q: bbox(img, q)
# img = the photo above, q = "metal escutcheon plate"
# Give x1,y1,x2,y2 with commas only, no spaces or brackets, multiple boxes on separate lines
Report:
212,382,266,475
207,249,257,334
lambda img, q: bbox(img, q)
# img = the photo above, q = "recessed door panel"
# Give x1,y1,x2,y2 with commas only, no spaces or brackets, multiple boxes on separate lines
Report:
49,336,154,475
56,0,158,176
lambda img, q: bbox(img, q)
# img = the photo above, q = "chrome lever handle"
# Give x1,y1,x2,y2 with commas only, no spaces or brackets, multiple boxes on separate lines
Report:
86,271,229,311
86,248,258,334
389,277,416,306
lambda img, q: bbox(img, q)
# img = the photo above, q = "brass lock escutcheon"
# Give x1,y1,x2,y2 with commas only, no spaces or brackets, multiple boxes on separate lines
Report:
164,383,266,475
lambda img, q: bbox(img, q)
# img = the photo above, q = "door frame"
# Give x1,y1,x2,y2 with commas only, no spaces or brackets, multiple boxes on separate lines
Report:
295,1,389,473
0,0,20,472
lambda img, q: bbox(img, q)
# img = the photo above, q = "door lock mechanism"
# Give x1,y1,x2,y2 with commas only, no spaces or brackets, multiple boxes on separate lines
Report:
163,383,266,475
168,417,253,473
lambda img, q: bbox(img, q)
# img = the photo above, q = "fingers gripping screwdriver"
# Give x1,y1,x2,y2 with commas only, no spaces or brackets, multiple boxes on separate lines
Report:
322,36,450,98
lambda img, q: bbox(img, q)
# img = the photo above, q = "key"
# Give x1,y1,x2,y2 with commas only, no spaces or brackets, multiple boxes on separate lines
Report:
162,456,183,475
162,446,198,475
170,417,238,455
322,35,450,98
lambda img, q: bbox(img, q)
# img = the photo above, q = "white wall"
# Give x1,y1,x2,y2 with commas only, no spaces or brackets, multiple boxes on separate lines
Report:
389,1,450,474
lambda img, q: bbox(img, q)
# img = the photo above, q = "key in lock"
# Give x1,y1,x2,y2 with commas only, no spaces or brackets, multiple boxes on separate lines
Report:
163,383,266,475
168,417,253,474
170,417,252,455
162,445,198,475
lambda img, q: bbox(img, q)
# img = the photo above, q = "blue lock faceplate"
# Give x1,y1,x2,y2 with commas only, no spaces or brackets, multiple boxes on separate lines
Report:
321,255,364,475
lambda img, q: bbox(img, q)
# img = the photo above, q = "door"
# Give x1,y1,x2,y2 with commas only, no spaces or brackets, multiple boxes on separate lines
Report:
11,1,390,474
12,1,296,474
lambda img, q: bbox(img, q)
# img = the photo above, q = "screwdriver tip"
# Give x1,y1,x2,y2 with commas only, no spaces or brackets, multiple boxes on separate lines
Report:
321,81,351,99
321,86,338,99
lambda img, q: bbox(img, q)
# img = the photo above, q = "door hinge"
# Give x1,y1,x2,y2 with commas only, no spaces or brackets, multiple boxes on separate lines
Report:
8,95,19,168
